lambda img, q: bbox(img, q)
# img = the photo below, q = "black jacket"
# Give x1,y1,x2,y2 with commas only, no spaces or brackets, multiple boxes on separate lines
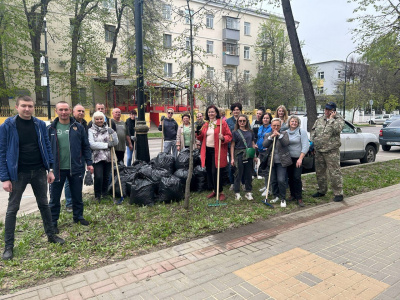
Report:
158,118,178,141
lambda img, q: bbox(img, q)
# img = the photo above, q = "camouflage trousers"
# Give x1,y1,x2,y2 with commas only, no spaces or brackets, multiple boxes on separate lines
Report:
315,148,343,196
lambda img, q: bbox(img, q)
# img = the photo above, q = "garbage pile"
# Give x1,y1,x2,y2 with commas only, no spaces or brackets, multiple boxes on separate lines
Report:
109,149,208,206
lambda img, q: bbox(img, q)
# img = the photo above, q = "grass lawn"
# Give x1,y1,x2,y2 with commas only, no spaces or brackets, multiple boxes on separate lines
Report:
148,132,162,138
1,159,400,294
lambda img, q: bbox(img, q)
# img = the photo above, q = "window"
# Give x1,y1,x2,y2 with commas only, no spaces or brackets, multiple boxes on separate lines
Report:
317,87,324,94
163,4,171,20
244,22,251,35
105,25,116,42
164,63,172,77
206,14,214,29
225,69,233,81
102,0,113,9
223,43,239,56
163,34,172,48
318,71,324,79
78,88,87,104
244,46,250,59
338,70,342,78
186,37,192,50
207,67,214,80
106,58,118,73
185,9,193,24
206,93,214,104
244,70,250,82
261,51,267,62
225,93,233,106
186,65,194,78
226,17,239,30
77,54,84,72
206,40,214,54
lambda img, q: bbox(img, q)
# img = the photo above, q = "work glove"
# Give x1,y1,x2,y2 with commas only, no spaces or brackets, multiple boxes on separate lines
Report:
108,141,114,148
161,116,165,121
84,171,93,186
107,128,113,134
131,136,137,142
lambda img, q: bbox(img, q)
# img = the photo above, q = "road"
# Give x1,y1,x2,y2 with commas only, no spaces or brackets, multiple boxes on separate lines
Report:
1,129,399,220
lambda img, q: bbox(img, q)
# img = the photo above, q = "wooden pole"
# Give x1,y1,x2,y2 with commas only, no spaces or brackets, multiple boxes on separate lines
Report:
216,118,223,201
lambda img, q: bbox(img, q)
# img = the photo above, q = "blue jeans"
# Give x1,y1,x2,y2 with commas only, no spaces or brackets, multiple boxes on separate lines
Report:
49,170,85,226
163,140,177,158
64,178,72,208
4,168,55,247
270,163,287,200
126,144,135,167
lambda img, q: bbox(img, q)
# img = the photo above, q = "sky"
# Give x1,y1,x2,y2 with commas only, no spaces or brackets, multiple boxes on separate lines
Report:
262,0,360,64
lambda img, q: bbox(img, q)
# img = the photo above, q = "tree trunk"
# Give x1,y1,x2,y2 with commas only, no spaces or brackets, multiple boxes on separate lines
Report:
0,37,9,106
281,0,317,131
70,17,80,106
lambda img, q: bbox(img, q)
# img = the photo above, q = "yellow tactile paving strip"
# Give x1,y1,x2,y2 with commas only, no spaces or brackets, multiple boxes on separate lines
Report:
234,248,389,300
384,209,400,221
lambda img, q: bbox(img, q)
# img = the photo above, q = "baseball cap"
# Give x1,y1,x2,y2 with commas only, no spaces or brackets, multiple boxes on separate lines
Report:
325,102,336,110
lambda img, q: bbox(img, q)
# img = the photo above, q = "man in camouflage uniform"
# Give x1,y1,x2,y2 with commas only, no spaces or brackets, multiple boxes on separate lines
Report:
310,102,345,202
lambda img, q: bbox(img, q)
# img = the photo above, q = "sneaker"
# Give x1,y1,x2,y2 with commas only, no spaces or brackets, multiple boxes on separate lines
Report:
333,195,344,202
74,219,90,226
207,192,216,199
66,206,73,213
48,235,65,245
229,184,234,191
2,247,13,260
235,193,242,201
257,176,263,180
259,186,267,192
54,226,59,234
261,189,268,197
312,192,326,198
270,197,280,204
298,199,305,207
219,193,226,201
280,199,287,208
245,192,253,201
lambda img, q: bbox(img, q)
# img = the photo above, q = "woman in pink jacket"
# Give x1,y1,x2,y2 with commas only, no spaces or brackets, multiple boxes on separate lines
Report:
197,105,232,200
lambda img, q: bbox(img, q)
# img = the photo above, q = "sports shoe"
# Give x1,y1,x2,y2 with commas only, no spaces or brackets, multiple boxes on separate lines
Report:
257,176,263,180
66,206,73,213
235,193,242,201
229,184,234,191
2,247,13,260
245,192,253,201
333,195,344,202
270,197,280,203
280,199,287,208
206,192,216,199
298,199,305,207
219,193,226,201
312,192,325,198
48,235,65,245
261,189,268,196
74,219,90,226
259,186,266,192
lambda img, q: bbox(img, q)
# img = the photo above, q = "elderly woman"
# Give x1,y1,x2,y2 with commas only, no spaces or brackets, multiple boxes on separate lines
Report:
287,115,310,207
275,105,289,132
88,112,118,202
176,113,195,152
197,105,232,201
262,118,292,207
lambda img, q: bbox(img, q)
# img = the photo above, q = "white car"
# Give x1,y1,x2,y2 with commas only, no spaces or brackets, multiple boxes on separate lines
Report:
368,114,392,125
299,116,379,164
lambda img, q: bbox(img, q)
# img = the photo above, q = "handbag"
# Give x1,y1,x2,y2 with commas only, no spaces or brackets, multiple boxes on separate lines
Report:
237,130,255,159
302,152,314,169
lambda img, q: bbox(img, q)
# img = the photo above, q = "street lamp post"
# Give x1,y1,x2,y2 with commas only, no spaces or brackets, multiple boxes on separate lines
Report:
134,0,150,162
343,49,357,120
43,17,51,120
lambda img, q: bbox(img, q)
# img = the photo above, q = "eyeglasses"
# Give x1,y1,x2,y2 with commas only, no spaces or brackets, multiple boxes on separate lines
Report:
168,112,173,115
238,120,247,123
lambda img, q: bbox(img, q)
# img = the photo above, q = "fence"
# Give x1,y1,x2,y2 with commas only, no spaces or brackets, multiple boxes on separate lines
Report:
0,106,55,118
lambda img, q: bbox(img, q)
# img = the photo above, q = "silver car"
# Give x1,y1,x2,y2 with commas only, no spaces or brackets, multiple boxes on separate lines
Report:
368,114,392,125
383,115,400,128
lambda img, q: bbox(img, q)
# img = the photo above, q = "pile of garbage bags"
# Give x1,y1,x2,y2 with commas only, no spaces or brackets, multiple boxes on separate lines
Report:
109,149,208,206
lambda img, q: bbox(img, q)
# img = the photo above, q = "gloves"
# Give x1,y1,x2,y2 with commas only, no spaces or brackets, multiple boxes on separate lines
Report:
107,128,113,134
161,116,165,121
108,141,114,148
131,136,137,142
84,171,93,186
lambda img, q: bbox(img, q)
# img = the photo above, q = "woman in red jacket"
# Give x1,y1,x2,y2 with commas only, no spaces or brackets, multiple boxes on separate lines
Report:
197,105,232,200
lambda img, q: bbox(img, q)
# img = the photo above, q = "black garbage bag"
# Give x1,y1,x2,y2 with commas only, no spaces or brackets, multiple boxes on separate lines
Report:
175,148,190,170
193,149,201,167
158,176,184,203
137,164,153,180
191,166,207,192
154,152,175,172
108,173,129,198
84,171,93,186
151,167,171,183
129,179,156,206
174,169,188,185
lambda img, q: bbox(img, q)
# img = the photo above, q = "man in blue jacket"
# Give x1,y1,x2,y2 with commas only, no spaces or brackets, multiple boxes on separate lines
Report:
48,101,94,233
0,95,65,260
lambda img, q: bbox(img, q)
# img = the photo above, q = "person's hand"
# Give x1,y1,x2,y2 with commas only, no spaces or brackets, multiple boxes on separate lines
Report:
161,116,165,121
296,158,303,168
107,128,113,134
177,145,181,151
254,157,258,163
254,144,258,149
128,144,133,151
329,111,337,119
3,181,12,193
231,158,235,166
131,136,137,142
87,165,94,174
47,172,55,184
271,130,280,138
108,141,114,148
218,133,224,141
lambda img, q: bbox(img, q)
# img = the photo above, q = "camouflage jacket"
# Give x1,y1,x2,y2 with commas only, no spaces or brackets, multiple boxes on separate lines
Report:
310,114,344,152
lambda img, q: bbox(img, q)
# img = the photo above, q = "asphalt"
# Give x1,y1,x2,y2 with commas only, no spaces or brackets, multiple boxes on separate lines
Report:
1,183,400,300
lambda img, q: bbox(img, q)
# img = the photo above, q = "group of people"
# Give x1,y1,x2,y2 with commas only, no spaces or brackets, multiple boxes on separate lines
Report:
0,95,344,260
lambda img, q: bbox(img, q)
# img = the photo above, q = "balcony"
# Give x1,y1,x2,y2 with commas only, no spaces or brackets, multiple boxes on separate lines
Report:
223,54,239,66
223,28,240,41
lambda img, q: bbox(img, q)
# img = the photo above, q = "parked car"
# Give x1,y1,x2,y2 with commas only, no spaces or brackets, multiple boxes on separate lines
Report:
379,119,400,151
299,116,380,166
383,115,400,128
368,114,392,125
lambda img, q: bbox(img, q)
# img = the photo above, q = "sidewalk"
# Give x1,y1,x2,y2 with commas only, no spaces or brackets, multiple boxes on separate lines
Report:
2,184,400,300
